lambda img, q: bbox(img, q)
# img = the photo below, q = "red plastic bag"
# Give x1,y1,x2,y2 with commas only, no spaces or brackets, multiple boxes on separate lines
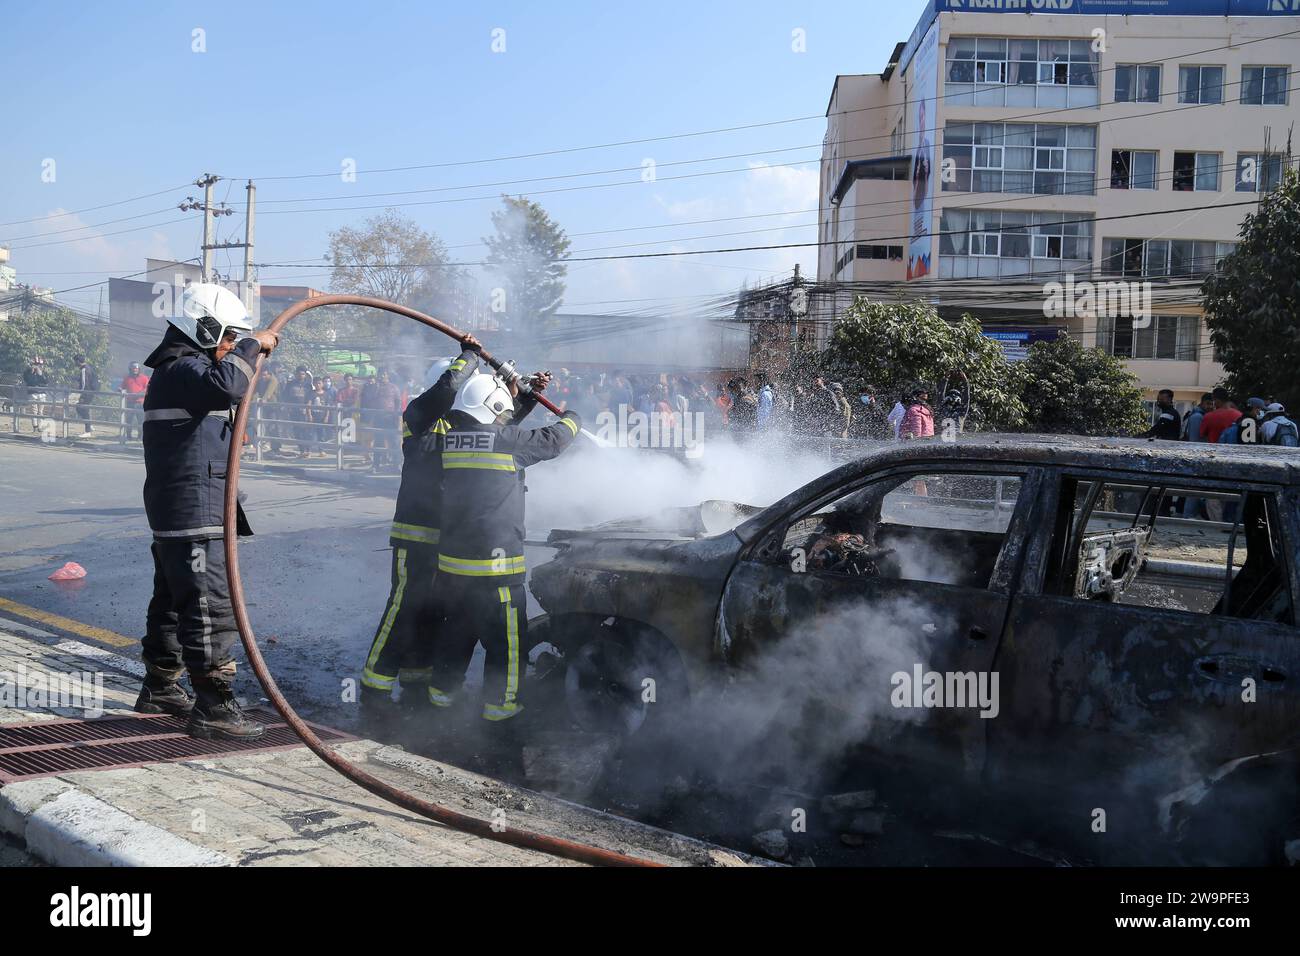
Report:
48,562,87,581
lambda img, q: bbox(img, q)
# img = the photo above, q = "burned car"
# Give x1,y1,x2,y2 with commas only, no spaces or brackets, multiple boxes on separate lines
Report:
529,436,1300,864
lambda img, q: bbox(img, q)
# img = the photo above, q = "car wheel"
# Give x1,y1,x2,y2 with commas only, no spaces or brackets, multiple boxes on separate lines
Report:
560,619,687,737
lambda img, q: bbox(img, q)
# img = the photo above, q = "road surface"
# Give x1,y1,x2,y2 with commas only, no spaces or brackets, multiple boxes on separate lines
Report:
0,437,548,727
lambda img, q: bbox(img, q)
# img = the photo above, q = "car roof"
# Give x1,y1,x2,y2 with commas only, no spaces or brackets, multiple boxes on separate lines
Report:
870,433,1300,480
733,434,1300,545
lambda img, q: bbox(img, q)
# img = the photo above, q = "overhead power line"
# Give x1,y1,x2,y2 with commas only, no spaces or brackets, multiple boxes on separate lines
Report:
232,26,1300,183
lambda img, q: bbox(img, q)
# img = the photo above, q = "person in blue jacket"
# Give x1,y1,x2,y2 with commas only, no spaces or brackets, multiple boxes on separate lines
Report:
135,283,279,740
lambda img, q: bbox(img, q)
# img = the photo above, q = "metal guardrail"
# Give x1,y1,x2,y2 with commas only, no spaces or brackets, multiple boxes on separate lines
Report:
0,383,771,468
2,382,155,443
0,383,403,468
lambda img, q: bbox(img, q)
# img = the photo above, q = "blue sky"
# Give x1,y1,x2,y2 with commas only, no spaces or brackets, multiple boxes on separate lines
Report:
0,1,921,316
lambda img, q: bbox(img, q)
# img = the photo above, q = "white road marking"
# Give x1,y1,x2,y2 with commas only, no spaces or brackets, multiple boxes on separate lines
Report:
49,639,145,678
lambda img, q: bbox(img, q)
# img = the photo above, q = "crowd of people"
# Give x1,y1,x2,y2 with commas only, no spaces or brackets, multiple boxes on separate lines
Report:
252,362,411,467
14,353,1300,464
1145,386,1298,448
7,356,957,453
532,367,947,443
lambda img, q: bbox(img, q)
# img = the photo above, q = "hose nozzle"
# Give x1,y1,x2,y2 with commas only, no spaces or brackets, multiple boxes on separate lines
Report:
495,359,534,395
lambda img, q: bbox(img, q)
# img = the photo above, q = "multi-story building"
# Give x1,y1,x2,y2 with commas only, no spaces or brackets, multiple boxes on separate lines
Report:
818,0,1300,407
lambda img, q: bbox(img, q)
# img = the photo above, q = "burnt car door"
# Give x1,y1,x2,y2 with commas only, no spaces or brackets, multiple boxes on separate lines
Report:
717,464,1044,792
987,471,1300,861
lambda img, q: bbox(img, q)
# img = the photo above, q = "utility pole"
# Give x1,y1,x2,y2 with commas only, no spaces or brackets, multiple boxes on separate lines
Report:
200,173,216,280
242,180,256,312
178,173,234,282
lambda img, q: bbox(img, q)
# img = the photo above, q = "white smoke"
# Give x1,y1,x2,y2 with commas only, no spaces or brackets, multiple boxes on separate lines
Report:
526,432,857,532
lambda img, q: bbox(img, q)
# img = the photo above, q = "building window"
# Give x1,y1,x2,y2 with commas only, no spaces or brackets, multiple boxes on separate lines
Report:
947,37,1098,108
977,57,1008,84
1032,233,1063,259
1096,315,1201,361
1173,151,1220,191
1115,64,1160,103
946,36,1097,87
1178,65,1224,104
942,122,1096,196
1103,238,1237,278
856,244,904,261
971,232,1001,257
1111,150,1158,190
1235,152,1284,193
939,209,1093,278
1240,66,1289,105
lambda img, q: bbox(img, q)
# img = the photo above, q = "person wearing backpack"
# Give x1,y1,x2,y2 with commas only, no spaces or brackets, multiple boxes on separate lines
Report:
1218,397,1266,445
1262,403,1299,447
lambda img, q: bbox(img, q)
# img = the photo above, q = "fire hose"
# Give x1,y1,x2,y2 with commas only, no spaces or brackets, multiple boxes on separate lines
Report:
223,294,660,868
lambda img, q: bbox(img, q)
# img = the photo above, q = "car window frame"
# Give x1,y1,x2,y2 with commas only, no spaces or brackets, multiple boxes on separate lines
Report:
1031,467,1295,624
744,462,1042,596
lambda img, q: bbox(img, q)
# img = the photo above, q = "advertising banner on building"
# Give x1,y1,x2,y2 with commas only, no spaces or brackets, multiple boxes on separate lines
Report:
907,22,939,281
932,1,1294,15
981,327,1062,362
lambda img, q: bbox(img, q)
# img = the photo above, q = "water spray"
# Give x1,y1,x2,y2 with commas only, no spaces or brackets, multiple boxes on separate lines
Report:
223,294,657,868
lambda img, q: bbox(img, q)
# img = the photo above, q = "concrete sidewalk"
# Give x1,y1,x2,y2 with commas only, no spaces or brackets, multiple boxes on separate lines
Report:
0,616,752,867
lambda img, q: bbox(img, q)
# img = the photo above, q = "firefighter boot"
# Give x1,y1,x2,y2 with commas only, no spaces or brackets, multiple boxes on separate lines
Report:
478,714,527,780
188,674,266,741
134,673,194,717
397,683,433,721
359,685,400,736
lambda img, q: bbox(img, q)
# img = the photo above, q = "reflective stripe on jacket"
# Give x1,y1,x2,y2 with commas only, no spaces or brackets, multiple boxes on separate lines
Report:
141,327,260,539
436,408,580,586
389,350,479,549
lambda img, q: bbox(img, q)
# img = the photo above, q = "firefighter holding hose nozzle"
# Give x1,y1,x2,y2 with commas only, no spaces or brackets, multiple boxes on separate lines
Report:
134,284,279,740
427,368,579,763
359,334,484,727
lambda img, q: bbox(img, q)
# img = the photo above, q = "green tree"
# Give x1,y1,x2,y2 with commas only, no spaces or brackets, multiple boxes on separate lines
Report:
1014,337,1147,436
261,313,339,380
821,298,1026,431
0,307,109,389
482,196,571,338
1202,166,1300,407
326,209,456,363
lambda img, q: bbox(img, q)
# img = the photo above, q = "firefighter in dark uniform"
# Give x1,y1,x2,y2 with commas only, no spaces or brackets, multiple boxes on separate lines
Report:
359,337,483,723
134,283,279,740
429,371,579,738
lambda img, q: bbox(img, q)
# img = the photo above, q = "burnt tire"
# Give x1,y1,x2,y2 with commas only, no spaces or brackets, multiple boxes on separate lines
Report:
553,617,688,737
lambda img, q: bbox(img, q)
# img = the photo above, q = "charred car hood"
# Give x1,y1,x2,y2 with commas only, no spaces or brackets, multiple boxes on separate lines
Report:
545,499,763,545
529,520,742,645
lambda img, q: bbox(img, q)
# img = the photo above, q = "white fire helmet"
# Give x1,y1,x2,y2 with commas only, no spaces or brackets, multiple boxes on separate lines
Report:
452,372,514,424
170,283,256,350
424,356,455,389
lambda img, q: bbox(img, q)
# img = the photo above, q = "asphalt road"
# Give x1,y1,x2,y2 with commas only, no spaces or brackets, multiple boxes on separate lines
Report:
0,437,546,726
